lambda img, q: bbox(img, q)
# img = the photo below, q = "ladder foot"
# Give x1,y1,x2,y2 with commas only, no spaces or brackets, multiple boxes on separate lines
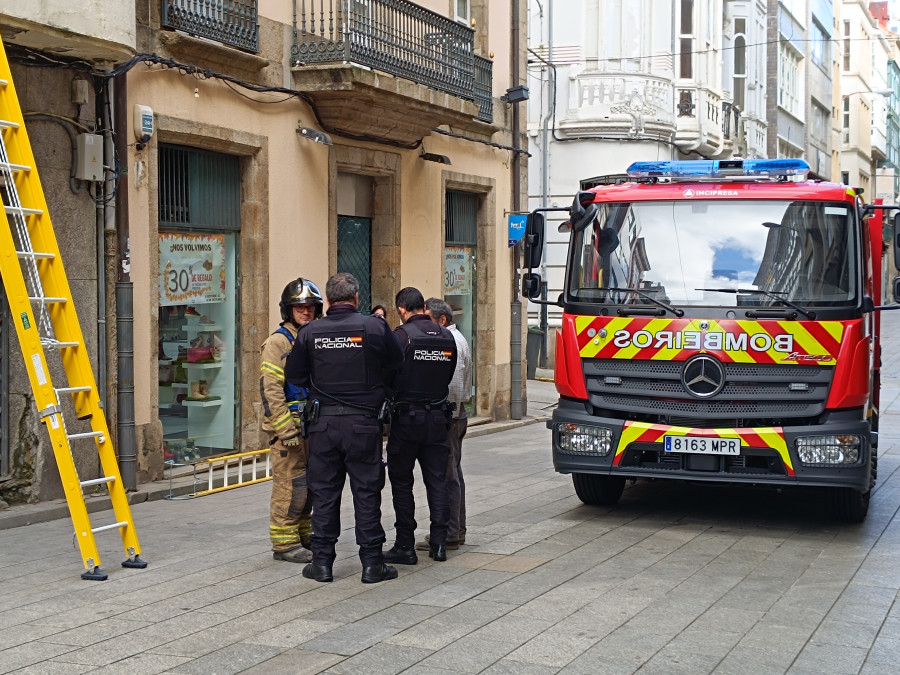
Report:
81,567,109,581
122,555,148,569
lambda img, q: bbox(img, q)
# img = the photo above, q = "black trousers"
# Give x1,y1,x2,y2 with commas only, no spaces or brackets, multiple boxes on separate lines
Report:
386,408,450,548
307,414,386,567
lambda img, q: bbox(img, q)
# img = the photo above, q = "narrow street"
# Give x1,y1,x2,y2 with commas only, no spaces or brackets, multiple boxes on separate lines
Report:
2,312,900,674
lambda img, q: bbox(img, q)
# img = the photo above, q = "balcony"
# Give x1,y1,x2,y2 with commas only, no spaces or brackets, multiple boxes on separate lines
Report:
0,0,136,61
558,73,675,139
743,117,768,158
291,0,490,145
161,0,259,53
674,86,725,156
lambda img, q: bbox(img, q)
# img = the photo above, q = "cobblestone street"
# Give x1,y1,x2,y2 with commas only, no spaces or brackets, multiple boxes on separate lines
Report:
2,312,900,673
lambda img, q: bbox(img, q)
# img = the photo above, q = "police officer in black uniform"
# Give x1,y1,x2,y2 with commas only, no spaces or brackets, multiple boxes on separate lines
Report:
383,287,457,565
285,272,404,584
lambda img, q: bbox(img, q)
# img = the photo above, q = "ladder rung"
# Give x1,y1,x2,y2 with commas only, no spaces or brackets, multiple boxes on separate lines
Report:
0,119,19,129
42,340,80,349
0,161,30,172
0,79,7,86
16,250,54,259
80,476,115,488
29,296,67,303
91,521,128,534
67,431,103,441
57,386,92,394
4,205,41,216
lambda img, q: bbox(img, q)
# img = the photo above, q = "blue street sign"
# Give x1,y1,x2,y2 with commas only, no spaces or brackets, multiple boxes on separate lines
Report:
508,214,527,247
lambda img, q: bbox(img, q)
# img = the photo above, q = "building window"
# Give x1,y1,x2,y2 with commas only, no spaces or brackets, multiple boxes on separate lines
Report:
777,138,803,159
811,102,828,144
810,20,829,70
843,21,851,71
454,0,469,25
733,18,746,111
678,0,694,79
842,96,850,144
778,42,802,117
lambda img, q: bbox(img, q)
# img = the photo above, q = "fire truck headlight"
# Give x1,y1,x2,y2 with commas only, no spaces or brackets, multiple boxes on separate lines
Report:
796,435,861,466
557,424,613,456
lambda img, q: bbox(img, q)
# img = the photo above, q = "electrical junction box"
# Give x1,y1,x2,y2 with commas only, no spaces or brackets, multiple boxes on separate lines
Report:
75,133,103,181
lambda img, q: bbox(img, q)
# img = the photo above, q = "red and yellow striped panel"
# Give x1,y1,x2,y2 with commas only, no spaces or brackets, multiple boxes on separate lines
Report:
614,421,793,475
574,316,844,365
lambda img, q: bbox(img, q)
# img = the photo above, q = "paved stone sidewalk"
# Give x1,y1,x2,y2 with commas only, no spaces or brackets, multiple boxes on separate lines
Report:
2,314,900,673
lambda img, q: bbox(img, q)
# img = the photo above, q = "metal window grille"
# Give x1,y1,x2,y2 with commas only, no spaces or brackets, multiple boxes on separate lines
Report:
159,145,241,231
337,216,372,312
446,191,477,245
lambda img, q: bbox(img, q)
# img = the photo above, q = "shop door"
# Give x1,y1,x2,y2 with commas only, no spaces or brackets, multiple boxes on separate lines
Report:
445,190,477,404
157,145,241,462
337,215,372,312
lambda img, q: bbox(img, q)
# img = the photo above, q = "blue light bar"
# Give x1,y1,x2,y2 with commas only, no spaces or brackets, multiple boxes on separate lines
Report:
626,158,810,179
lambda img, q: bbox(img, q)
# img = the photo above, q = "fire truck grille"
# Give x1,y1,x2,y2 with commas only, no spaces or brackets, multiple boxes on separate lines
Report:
619,443,788,476
585,359,833,424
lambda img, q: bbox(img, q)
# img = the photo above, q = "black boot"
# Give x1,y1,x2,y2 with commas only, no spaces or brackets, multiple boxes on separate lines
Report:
361,563,398,584
383,544,418,565
302,563,333,582
429,543,447,562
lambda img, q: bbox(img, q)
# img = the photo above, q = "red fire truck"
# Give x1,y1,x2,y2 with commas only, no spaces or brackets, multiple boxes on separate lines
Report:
522,158,899,522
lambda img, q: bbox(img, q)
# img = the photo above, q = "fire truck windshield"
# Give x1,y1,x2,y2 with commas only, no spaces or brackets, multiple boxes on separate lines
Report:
568,200,857,308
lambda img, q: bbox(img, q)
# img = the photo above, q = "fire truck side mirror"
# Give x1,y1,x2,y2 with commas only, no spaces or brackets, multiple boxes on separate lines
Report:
894,277,900,305
522,272,542,299
523,212,545,270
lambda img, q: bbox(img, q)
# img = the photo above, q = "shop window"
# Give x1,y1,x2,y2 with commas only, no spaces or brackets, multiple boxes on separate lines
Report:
445,190,477,405
157,145,240,462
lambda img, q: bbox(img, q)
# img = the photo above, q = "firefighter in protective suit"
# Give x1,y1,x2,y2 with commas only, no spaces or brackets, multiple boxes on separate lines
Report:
260,278,323,563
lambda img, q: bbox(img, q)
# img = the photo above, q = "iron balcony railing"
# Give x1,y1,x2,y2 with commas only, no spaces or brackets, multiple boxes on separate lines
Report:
293,0,486,116
162,0,260,53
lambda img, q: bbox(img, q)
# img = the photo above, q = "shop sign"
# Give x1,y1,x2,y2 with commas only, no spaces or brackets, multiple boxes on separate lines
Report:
159,233,226,306
508,214,527,247
444,246,472,296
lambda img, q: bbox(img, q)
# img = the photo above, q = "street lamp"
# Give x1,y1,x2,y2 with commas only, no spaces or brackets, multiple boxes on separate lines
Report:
843,88,893,99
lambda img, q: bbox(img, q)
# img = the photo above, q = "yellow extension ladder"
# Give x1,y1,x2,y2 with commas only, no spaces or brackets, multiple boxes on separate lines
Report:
0,40,145,580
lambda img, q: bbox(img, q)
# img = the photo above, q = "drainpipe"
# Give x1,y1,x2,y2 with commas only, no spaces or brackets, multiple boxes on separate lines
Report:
111,75,137,490
510,0,524,420
93,85,107,452
539,0,553,368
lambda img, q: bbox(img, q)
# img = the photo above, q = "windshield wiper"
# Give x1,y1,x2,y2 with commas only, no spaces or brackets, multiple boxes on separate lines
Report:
696,288,815,320
596,287,684,317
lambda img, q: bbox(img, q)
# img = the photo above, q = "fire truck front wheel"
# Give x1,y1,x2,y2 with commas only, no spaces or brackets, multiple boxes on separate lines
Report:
572,473,626,506
827,486,870,523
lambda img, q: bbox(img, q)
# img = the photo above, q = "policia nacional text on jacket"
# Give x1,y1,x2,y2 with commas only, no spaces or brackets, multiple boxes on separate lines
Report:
284,277,404,582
